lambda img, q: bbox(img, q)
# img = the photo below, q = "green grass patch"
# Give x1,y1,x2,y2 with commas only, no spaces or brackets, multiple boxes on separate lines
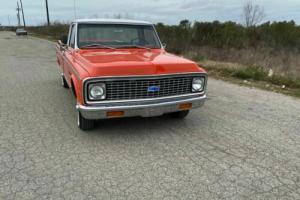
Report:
202,62,300,98
232,66,267,81
192,54,206,62
202,65,235,76
268,75,300,89
206,64,300,89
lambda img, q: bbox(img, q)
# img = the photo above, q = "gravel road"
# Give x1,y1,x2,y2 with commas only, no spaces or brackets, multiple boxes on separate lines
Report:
0,31,300,200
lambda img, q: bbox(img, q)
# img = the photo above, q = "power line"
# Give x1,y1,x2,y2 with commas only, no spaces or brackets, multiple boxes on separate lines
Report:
45,0,50,26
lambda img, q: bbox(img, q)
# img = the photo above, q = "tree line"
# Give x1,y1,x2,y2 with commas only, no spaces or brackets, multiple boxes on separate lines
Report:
23,19,300,55
156,20,300,54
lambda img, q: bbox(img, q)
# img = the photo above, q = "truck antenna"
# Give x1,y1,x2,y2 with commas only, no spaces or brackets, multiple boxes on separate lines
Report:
73,0,77,19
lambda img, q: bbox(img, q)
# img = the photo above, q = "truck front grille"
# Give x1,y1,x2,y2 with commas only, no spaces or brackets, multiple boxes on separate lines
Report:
104,76,194,101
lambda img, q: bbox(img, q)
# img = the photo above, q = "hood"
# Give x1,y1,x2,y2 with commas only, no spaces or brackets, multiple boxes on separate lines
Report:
75,49,205,77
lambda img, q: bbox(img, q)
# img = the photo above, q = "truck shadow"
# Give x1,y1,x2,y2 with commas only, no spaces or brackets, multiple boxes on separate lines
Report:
86,114,200,138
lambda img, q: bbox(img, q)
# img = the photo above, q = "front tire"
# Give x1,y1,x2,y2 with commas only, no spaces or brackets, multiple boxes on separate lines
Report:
169,110,190,119
77,111,95,131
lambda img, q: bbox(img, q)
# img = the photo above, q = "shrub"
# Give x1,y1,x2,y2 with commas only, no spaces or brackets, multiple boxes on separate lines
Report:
192,54,206,61
268,75,300,88
27,23,69,40
232,66,267,80
156,20,300,53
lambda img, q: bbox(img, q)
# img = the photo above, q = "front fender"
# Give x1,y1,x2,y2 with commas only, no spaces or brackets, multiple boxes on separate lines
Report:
70,75,84,105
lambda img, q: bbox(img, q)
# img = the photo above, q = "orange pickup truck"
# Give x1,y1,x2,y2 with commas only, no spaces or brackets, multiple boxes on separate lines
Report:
56,19,207,130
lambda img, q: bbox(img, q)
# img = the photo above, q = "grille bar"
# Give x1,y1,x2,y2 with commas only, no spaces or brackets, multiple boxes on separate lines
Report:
104,76,194,101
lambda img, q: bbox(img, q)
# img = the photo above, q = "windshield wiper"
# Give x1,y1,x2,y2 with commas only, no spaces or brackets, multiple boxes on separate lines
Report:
116,45,151,50
80,43,115,49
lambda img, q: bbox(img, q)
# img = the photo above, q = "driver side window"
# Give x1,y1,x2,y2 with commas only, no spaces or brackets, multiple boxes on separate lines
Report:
69,24,76,48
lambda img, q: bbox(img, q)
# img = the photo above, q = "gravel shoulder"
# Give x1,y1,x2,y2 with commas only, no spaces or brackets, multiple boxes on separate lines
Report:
0,31,300,200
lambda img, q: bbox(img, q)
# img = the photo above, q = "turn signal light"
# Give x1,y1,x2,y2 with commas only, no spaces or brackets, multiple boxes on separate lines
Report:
106,111,124,118
178,103,192,110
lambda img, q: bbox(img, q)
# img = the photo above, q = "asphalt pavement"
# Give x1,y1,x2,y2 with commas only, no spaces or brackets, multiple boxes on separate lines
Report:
0,31,300,200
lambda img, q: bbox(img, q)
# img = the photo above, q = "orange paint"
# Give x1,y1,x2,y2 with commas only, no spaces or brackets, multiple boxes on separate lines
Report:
56,46,206,106
178,103,193,110
106,111,125,118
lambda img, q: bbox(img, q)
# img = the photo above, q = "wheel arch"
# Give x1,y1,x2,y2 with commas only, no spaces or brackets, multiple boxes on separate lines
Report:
70,75,78,98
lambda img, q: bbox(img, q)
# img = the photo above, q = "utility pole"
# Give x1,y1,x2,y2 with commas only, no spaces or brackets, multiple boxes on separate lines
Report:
16,1,21,27
20,0,26,28
45,0,50,26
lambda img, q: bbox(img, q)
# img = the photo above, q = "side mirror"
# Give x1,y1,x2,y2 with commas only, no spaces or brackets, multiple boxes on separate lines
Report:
60,35,68,45
162,43,167,49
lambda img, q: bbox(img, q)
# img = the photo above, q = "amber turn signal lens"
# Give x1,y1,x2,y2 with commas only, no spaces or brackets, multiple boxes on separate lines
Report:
106,111,124,118
178,103,192,110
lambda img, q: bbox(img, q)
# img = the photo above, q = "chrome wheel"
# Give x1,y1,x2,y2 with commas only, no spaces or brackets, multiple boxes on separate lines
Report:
77,111,80,127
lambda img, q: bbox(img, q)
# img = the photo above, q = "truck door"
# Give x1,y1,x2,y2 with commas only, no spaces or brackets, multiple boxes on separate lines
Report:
62,24,76,86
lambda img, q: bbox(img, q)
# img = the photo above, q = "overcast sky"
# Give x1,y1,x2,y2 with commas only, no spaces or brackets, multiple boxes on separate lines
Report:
1,0,300,26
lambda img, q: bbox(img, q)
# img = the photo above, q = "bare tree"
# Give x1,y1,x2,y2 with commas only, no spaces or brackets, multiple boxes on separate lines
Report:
242,1,265,27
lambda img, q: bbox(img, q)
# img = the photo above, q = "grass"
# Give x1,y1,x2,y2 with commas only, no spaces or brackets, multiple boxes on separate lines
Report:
26,24,69,41
232,66,268,81
191,54,206,62
268,75,300,88
198,60,300,98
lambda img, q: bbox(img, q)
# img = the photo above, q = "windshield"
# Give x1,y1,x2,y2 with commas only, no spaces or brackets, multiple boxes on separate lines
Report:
77,24,161,49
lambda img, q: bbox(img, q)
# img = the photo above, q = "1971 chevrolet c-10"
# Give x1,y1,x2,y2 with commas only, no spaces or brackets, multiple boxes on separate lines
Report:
56,19,207,130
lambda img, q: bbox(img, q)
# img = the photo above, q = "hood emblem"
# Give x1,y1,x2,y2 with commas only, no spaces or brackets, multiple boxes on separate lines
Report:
148,86,160,92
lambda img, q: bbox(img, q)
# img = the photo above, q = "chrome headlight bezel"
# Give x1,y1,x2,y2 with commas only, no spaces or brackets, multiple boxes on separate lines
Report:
88,83,106,100
192,77,205,92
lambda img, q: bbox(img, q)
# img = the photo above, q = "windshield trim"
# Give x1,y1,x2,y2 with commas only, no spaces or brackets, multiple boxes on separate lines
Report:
76,23,163,50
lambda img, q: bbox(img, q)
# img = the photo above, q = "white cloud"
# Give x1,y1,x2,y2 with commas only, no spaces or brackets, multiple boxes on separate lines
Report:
0,0,300,26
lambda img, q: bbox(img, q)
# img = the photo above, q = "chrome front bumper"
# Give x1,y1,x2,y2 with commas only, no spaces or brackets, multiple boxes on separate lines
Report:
76,95,206,120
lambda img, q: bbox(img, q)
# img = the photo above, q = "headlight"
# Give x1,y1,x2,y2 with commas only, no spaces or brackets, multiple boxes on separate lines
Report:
192,77,205,92
89,83,106,100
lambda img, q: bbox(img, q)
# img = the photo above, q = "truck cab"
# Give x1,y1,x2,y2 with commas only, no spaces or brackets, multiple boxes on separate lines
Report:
56,19,207,130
